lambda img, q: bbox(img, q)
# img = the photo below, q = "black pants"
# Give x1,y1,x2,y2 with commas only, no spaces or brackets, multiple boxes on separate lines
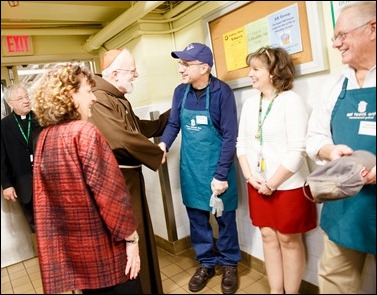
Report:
20,200,35,233
82,277,143,294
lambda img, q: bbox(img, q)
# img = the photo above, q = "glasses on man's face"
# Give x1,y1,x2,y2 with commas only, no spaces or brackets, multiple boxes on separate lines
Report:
331,21,370,44
177,61,204,70
116,68,137,75
8,95,30,102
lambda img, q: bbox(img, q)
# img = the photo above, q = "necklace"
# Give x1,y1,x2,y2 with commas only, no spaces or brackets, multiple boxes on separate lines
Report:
255,90,279,141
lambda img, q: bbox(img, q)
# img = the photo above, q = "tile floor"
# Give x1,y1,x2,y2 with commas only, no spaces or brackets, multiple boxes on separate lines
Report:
1,247,270,294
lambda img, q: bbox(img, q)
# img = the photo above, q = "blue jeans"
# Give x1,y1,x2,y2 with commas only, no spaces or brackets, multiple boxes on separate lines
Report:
186,207,241,269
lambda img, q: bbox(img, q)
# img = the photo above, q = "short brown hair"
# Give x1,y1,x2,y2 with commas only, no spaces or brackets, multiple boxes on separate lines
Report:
246,47,295,91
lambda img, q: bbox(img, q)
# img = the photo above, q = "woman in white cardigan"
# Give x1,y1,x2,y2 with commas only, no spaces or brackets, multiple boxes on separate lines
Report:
237,47,317,294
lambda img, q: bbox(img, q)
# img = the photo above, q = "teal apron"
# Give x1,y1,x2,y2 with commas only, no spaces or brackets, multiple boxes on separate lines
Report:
180,84,238,211
321,78,376,254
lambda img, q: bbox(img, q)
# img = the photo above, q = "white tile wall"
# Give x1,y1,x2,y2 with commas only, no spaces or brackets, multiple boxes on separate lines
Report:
1,191,35,268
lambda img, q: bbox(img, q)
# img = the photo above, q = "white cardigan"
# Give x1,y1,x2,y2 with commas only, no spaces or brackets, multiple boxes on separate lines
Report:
237,90,310,190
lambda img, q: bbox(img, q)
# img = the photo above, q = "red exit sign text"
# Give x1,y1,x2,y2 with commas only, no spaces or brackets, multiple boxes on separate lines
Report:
1,35,34,56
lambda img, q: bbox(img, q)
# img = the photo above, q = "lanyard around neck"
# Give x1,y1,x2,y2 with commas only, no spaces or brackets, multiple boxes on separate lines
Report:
13,113,31,145
255,91,279,145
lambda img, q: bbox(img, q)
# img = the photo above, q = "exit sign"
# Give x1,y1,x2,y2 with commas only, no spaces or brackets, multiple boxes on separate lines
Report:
1,35,34,56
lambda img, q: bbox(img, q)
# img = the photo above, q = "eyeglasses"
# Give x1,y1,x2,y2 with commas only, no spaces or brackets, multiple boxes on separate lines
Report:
116,68,137,74
8,95,30,102
177,61,204,70
331,21,370,44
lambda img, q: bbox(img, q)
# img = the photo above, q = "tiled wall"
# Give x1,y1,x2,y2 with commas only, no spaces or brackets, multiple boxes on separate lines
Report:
1,191,35,268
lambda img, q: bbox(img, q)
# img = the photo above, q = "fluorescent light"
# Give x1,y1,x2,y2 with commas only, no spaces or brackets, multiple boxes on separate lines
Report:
17,69,48,76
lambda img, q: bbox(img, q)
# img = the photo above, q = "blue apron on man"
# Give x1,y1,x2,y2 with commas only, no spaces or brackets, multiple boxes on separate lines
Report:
180,85,238,211
179,84,240,267
321,78,376,255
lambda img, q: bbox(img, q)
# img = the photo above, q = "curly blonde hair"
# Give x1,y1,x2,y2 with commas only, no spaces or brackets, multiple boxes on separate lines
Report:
34,63,95,126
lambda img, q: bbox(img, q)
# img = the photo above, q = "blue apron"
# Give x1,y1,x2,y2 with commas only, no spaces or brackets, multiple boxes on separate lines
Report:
321,78,376,254
180,84,238,211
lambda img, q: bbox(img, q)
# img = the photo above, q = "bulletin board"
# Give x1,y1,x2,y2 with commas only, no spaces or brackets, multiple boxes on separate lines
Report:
203,1,328,89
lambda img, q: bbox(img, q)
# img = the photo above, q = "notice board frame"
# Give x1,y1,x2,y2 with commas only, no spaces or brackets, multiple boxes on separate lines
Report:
203,1,328,89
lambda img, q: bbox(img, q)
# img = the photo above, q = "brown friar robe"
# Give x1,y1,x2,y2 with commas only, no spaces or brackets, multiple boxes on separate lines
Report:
88,75,170,294
33,120,137,294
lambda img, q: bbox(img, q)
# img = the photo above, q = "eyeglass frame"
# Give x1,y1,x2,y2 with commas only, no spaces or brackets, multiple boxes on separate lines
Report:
115,68,137,74
7,95,30,102
177,61,204,70
331,21,371,44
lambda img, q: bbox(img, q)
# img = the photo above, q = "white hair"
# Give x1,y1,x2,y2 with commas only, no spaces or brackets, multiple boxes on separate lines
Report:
3,84,28,102
340,1,376,25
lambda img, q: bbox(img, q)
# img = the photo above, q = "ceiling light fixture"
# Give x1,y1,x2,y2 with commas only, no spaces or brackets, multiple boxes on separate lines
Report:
8,1,19,7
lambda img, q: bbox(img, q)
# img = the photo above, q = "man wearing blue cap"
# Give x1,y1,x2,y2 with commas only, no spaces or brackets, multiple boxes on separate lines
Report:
159,42,241,294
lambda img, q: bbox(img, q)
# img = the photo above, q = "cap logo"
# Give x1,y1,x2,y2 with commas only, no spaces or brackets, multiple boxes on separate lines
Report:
186,44,195,51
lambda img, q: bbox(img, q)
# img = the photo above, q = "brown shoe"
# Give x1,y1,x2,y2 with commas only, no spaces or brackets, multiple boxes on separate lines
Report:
188,265,215,292
221,266,238,294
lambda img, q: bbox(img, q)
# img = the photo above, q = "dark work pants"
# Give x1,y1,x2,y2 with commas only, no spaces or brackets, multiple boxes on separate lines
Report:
186,207,241,268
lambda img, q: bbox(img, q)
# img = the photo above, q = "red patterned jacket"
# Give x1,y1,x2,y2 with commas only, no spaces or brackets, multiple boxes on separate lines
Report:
33,120,137,294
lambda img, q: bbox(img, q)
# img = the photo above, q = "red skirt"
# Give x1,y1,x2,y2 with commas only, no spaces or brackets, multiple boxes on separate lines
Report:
248,185,317,234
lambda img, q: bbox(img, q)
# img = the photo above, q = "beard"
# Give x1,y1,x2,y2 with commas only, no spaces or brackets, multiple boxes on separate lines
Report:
125,82,134,94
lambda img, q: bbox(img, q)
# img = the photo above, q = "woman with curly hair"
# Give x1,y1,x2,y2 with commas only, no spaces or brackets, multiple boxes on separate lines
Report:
33,63,142,294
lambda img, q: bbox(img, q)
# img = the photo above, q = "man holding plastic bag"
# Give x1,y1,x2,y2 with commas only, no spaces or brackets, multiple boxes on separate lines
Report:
159,42,241,294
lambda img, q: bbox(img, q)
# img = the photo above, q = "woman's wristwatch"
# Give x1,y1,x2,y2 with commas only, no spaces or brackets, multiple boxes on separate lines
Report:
126,231,139,244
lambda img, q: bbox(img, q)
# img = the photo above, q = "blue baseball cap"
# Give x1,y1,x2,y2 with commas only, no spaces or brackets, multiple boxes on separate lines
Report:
171,42,213,67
